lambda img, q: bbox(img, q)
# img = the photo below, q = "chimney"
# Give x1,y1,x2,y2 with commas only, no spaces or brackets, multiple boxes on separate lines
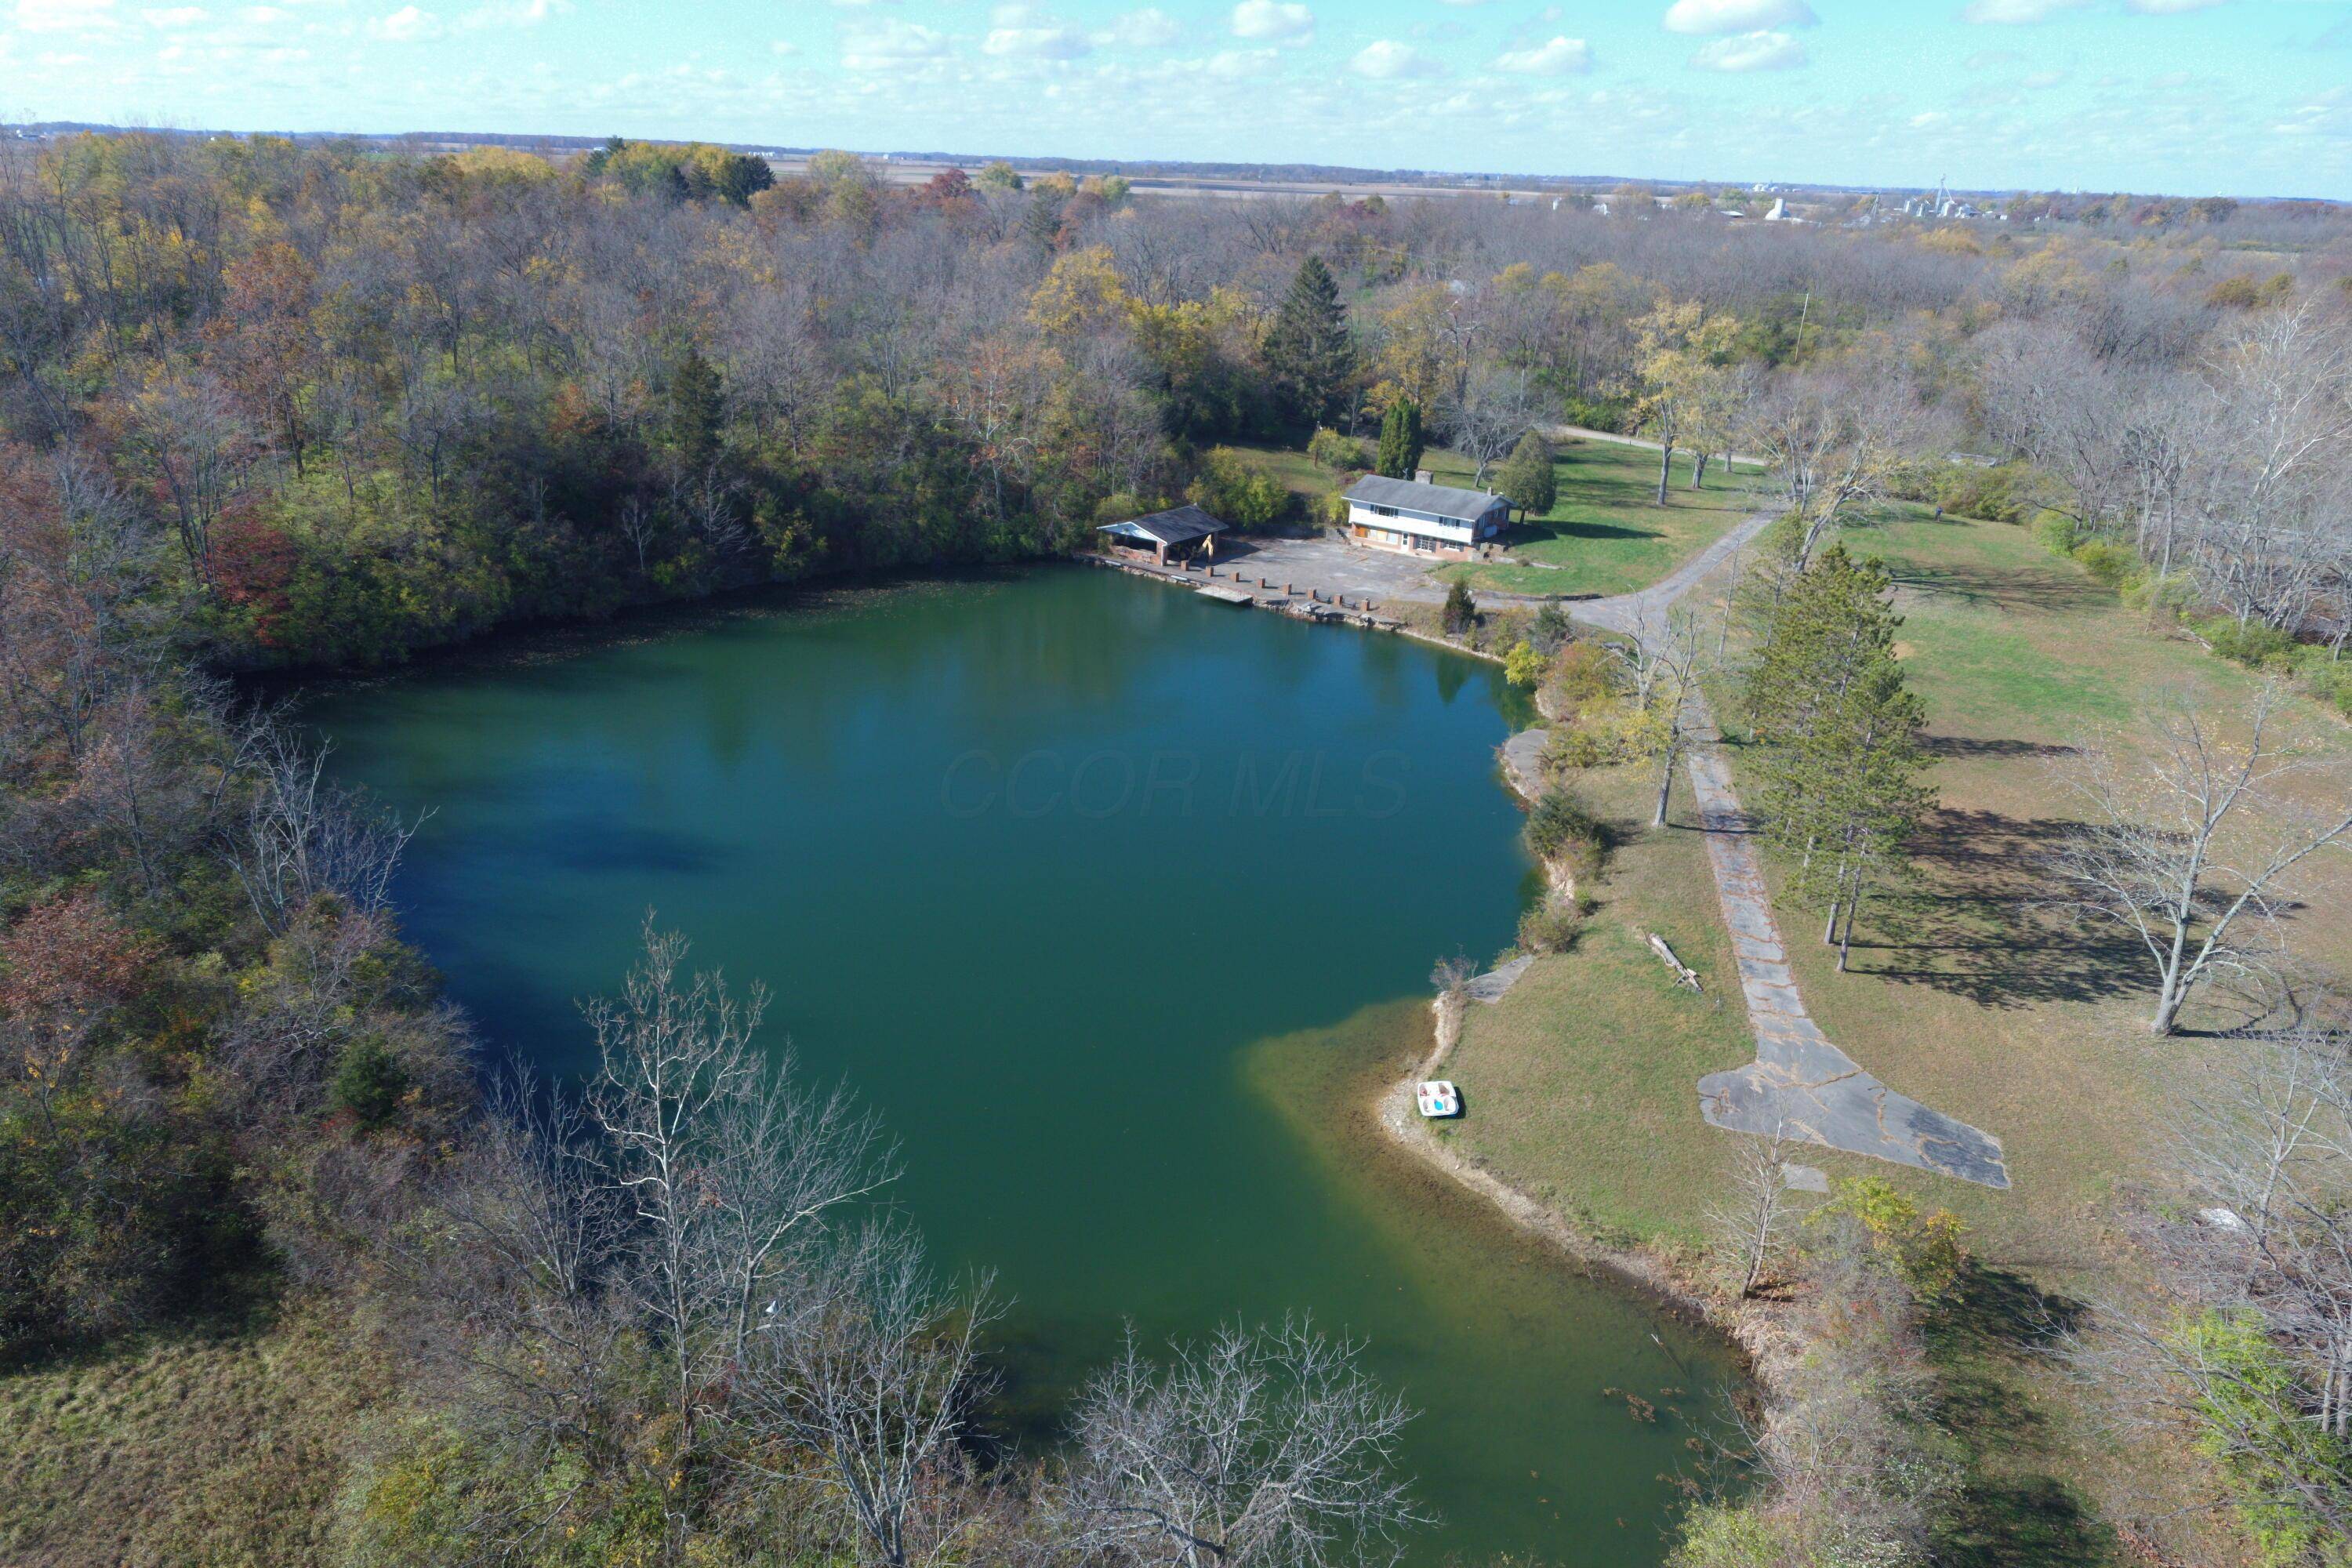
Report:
1412,468,1432,485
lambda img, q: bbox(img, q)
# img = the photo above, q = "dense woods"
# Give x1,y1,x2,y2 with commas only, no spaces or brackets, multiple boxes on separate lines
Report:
6,125,2352,1566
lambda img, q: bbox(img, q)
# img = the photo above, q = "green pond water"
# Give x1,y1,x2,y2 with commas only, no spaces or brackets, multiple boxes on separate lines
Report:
303,564,1746,1566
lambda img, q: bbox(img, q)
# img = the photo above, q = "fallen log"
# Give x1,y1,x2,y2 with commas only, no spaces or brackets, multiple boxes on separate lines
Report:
1647,932,1700,990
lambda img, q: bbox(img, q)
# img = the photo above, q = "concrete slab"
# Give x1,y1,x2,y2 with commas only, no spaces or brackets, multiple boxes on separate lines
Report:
1466,954,1536,1004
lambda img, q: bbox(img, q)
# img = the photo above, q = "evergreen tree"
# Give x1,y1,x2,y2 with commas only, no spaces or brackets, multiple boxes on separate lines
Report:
668,348,724,471
1375,399,1425,479
1746,545,1933,969
1497,430,1556,520
1264,256,1353,428
1018,192,1065,253
1442,577,1477,636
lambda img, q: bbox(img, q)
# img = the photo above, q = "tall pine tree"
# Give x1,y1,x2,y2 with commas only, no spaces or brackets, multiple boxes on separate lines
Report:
668,347,724,473
1375,398,1425,479
1747,545,1933,969
1264,256,1353,429
1497,430,1556,520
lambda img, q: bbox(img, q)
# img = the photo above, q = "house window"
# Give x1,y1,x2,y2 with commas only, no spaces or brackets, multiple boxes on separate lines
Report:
1370,504,1397,517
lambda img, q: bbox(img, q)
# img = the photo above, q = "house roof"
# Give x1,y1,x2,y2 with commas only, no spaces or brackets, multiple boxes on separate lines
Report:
1341,474,1506,524
1096,504,1228,546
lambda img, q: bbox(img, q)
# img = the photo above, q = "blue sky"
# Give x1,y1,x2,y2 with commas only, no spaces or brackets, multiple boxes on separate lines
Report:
5,0,2350,197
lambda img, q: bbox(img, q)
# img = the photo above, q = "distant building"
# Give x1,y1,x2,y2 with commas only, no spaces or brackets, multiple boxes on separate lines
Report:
1341,475,1510,559
1096,505,1227,565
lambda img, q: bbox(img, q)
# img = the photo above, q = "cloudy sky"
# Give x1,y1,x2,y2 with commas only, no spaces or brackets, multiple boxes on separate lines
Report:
6,0,2350,197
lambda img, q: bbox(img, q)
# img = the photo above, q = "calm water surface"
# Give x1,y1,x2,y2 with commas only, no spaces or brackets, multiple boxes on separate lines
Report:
305,565,1744,1566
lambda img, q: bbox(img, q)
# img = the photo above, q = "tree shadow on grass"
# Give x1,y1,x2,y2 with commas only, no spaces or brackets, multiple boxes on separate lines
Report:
1918,735,2081,762
1926,1266,2118,1567
1888,564,2109,616
1506,518,1662,547
1937,1475,2118,1568
1840,809,2153,1011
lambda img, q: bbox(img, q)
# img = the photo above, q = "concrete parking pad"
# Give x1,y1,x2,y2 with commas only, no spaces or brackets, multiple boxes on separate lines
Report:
1210,535,1452,605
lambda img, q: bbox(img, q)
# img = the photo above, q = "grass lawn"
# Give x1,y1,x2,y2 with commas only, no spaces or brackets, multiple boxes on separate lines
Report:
1447,510,2351,1564
0,1296,394,1568
1218,442,1338,510
1429,438,1770,601
1444,760,1756,1257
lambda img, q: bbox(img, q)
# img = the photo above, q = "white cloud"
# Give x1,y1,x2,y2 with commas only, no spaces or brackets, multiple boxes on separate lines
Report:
840,17,946,67
365,3,441,40
1494,34,1589,74
1662,0,1815,34
771,38,798,54
1102,5,1177,46
140,3,205,23
241,4,290,20
14,0,118,33
1230,0,1311,43
1960,0,2088,22
1204,45,1275,75
459,0,568,27
1348,37,1438,77
1688,28,1805,69
983,20,1090,58
2125,0,2228,12
984,3,1091,56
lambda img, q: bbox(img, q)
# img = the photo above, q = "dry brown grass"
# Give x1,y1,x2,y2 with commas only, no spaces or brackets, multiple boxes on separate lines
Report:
0,1297,394,1567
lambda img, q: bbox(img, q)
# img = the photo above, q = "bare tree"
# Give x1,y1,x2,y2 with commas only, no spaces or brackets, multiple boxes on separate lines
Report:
1439,368,1540,488
670,466,753,557
118,372,253,586
1707,1125,1806,1298
2071,1022,2352,1547
618,495,660,575
1058,1318,1425,1568
2183,305,2352,633
735,1225,996,1568
227,731,419,934
1747,358,1925,568
1612,607,1712,828
2048,684,2352,1035
585,916,891,1465
719,278,826,450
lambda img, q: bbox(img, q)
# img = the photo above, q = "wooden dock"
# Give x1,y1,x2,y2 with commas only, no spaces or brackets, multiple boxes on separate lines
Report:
1076,551,1405,634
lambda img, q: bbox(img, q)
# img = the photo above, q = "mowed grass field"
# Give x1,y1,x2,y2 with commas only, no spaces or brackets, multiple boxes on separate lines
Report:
1429,437,1769,600
1446,507,2352,1563
1443,758,1755,1258
1454,509,2352,1265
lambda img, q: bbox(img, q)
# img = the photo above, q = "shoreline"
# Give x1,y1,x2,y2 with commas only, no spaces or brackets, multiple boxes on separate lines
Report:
1372,1000,1802,1411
